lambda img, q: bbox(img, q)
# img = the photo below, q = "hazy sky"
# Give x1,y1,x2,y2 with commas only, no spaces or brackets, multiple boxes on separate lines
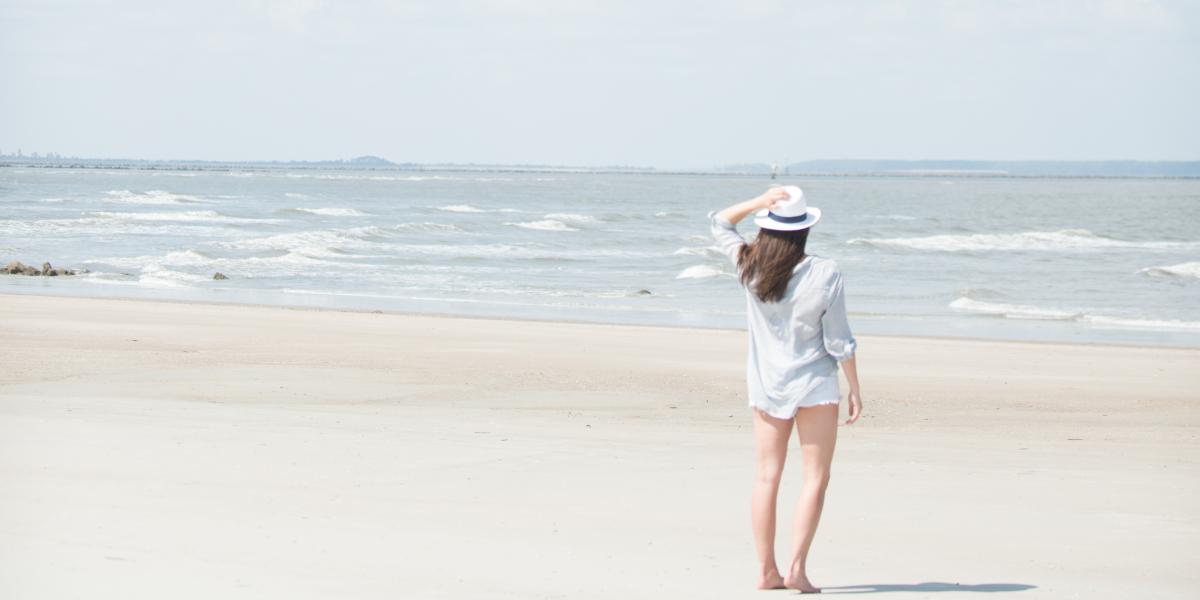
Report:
2,0,1197,167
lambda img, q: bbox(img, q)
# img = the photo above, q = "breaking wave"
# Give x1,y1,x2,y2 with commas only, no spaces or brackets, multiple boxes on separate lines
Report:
849,229,1200,252
1138,261,1200,279
105,190,209,205
213,223,464,258
672,246,723,258
676,265,730,280
543,213,598,224
949,297,1200,331
88,210,282,224
137,265,215,289
1081,315,1200,331
216,227,385,256
91,249,214,270
438,204,487,213
290,207,370,217
508,219,579,232
391,222,463,233
949,297,1079,320
88,246,351,286
0,215,244,238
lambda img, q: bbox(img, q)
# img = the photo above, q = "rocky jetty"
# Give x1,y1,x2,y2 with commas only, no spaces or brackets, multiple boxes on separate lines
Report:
3,260,77,277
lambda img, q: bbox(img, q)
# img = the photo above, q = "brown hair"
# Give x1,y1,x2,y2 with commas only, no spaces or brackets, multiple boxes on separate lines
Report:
737,228,810,303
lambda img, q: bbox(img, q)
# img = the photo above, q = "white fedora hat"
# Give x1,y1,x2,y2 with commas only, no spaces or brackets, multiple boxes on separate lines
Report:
753,185,821,232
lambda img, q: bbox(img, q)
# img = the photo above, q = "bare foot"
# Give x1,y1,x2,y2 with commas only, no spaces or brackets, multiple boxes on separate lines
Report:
784,573,821,593
757,570,786,590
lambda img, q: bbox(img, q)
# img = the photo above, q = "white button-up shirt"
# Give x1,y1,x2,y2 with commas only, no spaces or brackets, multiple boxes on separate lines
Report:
709,211,857,418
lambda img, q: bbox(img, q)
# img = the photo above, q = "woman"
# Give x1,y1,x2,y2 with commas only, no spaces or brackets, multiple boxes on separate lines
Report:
709,186,862,592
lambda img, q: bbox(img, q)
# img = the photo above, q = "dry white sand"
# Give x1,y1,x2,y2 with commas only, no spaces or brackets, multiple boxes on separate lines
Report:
1,293,1197,599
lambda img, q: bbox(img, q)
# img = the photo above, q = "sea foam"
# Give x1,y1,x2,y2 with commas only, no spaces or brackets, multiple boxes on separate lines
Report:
214,224,463,262
1138,261,1200,279
292,207,369,217
91,249,214,270
438,204,487,213
1080,315,1200,331
137,264,215,289
105,190,208,205
217,228,378,255
949,297,1079,320
849,229,1200,252
949,297,1200,331
89,210,282,224
544,213,598,223
92,246,352,285
509,220,579,232
672,246,723,258
676,265,729,279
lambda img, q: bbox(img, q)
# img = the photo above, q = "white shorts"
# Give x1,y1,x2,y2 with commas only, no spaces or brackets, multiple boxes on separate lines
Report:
749,373,840,420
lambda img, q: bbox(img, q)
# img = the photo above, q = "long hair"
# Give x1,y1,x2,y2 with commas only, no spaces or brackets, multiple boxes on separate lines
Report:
737,227,809,303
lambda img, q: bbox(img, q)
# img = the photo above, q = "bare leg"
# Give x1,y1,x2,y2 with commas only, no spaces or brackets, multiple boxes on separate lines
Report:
751,407,792,589
785,404,839,593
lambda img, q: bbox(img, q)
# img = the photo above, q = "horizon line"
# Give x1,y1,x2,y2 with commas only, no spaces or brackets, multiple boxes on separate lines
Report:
2,153,1199,170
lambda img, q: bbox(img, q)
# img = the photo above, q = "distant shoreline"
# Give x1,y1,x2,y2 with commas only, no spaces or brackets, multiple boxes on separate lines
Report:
3,159,1199,179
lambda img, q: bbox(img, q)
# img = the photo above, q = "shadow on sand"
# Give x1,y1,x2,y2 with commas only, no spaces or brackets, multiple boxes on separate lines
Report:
820,582,1036,594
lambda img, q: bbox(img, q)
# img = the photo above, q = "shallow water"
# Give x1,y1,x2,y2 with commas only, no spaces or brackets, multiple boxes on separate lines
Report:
2,166,1198,347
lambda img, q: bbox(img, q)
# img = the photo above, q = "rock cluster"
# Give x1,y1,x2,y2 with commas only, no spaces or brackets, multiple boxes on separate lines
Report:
3,260,77,276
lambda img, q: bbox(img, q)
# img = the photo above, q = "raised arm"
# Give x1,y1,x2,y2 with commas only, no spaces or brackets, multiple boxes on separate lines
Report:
717,187,790,226
709,188,792,267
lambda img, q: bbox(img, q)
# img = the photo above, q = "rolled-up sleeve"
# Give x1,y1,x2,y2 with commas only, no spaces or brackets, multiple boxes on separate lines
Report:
821,272,857,361
707,210,746,268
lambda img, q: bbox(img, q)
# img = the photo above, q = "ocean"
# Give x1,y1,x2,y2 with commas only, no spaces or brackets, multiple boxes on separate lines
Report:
2,166,1198,347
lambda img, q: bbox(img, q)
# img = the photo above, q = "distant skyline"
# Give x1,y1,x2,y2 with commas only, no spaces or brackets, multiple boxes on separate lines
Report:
2,1,1198,169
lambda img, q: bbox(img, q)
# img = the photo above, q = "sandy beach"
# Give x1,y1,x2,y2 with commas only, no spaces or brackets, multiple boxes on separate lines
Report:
1,292,1197,599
